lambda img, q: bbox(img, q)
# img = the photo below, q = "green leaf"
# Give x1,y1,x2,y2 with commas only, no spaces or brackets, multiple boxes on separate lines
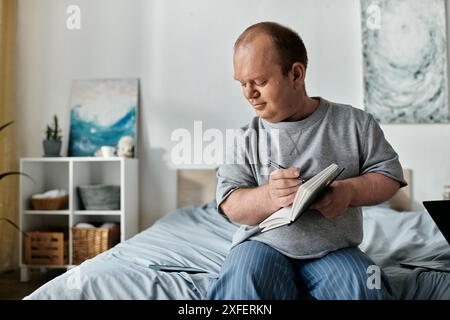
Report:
0,218,28,237
0,171,34,183
0,121,14,132
44,115,62,141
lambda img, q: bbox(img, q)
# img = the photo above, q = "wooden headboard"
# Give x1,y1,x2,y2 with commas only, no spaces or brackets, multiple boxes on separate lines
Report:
388,169,412,211
177,169,217,208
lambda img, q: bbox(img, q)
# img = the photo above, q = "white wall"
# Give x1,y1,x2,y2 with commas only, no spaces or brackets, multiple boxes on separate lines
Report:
16,0,450,229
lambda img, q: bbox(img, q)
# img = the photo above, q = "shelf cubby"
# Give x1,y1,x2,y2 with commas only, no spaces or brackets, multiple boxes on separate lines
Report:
19,157,138,281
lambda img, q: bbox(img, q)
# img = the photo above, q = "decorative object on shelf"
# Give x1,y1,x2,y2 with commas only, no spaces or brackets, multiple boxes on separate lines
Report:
77,184,120,210
72,222,120,264
361,0,449,123
30,189,69,210
443,185,450,200
68,78,138,157
24,231,65,265
43,115,63,157
117,135,134,158
100,145,116,157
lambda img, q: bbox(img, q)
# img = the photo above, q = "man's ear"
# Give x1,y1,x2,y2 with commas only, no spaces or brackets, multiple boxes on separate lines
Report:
291,63,306,91
292,62,305,82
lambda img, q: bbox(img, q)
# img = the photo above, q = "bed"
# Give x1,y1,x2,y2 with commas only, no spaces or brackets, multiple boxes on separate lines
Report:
24,170,450,300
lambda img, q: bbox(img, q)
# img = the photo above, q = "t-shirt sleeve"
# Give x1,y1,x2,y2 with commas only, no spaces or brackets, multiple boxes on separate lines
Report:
216,127,259,214
360,115,407,188
216,163,257,214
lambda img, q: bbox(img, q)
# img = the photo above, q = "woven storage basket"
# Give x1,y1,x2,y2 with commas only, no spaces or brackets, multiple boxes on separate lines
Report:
31,195,69,210
72,224,120,265
24,231,64,265
77,185,120,210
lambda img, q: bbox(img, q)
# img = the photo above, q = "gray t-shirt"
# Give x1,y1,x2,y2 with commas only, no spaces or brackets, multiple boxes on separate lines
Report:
216,97,407,259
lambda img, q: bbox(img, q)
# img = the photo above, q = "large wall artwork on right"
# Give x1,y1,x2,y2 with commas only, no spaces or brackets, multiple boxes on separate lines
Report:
361,0,449,123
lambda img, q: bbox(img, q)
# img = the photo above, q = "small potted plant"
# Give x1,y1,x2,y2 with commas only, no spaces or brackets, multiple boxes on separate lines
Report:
43,115,62,157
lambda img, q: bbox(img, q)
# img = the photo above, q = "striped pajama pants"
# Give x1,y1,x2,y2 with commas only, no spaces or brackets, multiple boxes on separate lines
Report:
207,241,393,300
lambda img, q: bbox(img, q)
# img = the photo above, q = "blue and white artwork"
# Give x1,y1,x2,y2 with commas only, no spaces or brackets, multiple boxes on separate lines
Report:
361,0,449,123
68,78,138,156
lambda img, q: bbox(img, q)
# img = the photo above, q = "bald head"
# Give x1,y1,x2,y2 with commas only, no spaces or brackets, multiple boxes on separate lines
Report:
234,22,308,76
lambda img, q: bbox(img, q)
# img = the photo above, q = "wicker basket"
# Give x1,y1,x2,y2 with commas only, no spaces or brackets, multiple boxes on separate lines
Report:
24,231,65,265
31,195,69,210
72,224,120,265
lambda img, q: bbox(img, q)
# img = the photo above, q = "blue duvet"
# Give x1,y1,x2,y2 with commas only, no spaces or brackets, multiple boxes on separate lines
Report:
25,203,450,299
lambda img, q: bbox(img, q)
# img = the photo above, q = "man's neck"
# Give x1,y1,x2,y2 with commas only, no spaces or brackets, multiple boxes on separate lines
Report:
284,96,320,122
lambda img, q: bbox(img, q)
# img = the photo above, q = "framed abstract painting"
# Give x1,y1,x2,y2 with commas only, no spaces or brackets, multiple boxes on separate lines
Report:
361,0,449,123
68,78,138,157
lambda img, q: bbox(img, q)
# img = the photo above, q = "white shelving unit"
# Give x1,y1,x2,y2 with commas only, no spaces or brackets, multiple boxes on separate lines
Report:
19,157,138,282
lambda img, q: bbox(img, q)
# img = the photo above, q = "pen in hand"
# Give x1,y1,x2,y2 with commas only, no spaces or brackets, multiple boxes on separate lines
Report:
267,160,306,183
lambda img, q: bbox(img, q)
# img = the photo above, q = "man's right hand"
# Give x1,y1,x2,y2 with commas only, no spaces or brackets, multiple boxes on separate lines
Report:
266,168,303,208
220,167,303,225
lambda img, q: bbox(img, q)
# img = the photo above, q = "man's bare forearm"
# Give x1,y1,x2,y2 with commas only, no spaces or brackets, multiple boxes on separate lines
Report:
220,185,280,225
342,172,401,206
221,172,401,225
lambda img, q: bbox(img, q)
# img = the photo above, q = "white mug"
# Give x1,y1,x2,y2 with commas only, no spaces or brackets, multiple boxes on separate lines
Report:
101,146,116,157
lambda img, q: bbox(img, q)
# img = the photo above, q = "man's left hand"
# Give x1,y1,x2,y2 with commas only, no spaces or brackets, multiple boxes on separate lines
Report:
310,181,353,219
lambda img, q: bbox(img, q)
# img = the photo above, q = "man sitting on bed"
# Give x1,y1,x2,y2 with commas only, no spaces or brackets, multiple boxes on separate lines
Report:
207,22,407,300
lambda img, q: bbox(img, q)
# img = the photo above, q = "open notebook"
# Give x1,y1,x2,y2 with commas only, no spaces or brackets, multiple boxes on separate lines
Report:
259,163,345,232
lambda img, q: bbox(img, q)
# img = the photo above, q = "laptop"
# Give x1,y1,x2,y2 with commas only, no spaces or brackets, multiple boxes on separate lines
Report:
400,200,450,272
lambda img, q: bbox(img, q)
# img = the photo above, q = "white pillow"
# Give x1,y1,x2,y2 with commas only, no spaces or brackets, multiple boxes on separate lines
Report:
360,205,450,267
